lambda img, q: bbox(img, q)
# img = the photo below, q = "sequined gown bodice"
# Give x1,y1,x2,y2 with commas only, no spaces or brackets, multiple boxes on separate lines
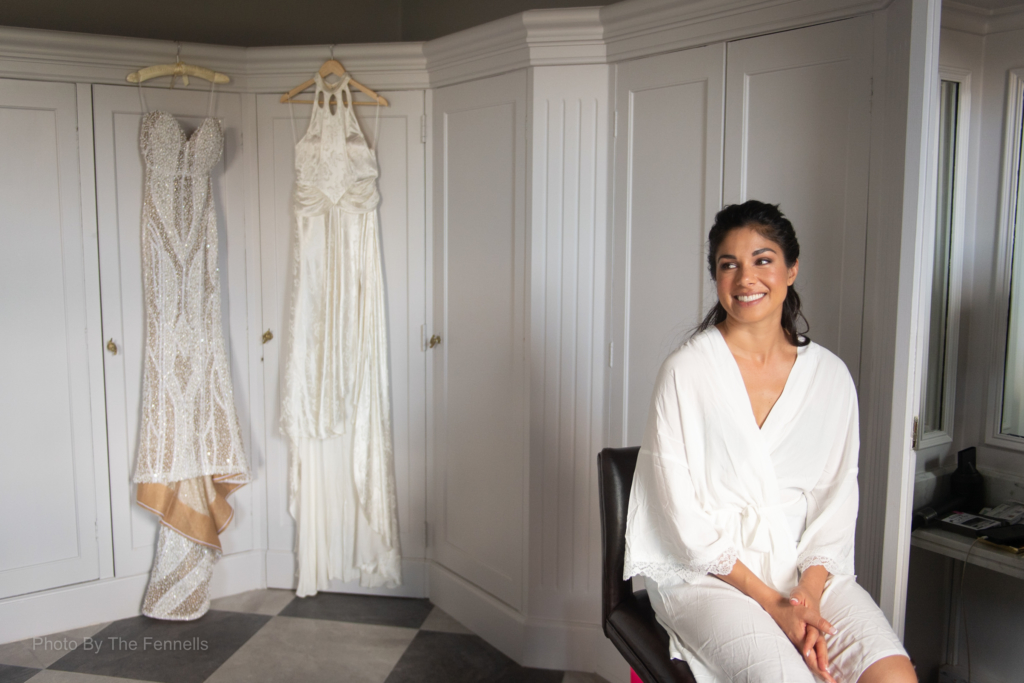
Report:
133,110,250,621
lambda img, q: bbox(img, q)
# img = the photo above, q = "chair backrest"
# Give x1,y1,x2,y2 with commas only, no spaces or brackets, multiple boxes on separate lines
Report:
598,446,641,633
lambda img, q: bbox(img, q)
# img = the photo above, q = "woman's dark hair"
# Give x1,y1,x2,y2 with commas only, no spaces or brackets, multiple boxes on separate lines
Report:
695,200,810,346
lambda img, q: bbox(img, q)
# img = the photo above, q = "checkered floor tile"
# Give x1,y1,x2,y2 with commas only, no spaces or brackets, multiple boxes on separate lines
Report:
0,591,609,683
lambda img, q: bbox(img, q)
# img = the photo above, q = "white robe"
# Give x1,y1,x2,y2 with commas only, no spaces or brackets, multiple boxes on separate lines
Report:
625,327,905,682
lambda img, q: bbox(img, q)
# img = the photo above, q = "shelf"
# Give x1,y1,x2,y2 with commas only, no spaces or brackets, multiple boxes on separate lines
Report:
911,527,1024,580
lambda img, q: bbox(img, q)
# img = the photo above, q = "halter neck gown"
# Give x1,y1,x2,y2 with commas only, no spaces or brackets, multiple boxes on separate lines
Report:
282,74,401,595
133,110,250,620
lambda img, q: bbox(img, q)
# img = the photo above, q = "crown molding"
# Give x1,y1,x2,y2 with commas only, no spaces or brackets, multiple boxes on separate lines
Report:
0,25,429,92
245,43,428,92
424,8,604,88
0,0,908,93
423,0,897,87
0,26,248,89
942,1,1024,34
941,2,988,33
601,0,892,62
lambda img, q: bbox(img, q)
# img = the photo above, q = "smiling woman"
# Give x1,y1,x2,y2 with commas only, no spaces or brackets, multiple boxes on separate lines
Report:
696,201,809,348
623,201,917,683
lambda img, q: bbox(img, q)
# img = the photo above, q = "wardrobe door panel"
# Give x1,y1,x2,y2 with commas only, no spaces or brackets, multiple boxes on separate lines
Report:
93,85,254,578
0,78,108,598
431,70,528,610
610,44,725,447
724,16,873,378
256,90,428,597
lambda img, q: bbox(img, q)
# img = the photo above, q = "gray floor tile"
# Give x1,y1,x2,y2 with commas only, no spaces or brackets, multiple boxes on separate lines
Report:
279,592,433,629
24,672,154,683
209,589,294,616
0,663,37,683
47,610,270,683
206,615,416,683
0,624,110,669
419,607,472,635
385,631,564,683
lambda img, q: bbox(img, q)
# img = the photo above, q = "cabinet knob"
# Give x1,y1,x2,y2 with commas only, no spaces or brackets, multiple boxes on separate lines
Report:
428,334,441,349
106,338,118,355
262,329,274,344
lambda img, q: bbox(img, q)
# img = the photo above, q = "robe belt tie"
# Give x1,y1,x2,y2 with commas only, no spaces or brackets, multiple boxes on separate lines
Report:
716,503,784,554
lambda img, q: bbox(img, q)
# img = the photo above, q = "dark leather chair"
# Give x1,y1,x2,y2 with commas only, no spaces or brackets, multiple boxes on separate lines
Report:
599,446,696,683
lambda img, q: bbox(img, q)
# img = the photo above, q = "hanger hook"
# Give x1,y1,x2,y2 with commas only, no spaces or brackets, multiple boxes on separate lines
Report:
330,44,335,60
175,41,182,62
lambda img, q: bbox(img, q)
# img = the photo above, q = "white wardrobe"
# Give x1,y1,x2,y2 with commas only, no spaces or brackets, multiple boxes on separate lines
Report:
425,4,934,674
0,79,110,601
0,0,941,678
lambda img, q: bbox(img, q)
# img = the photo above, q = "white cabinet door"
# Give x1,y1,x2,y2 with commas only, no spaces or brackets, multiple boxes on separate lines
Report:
257,91,429,597
609,43,726,447
93,84,256,577
0,78,109,598
724,16,873,378
431,70,528,610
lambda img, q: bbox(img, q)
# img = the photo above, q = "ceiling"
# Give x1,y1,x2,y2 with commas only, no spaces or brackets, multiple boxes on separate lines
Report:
0,0,607,46
6,1,1020,49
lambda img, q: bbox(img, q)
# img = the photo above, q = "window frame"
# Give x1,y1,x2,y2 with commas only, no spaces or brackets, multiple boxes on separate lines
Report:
917,68,971,454
987,67,1024,452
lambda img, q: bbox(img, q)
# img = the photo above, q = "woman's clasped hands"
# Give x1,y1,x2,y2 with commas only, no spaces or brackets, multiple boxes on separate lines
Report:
766,575,837,683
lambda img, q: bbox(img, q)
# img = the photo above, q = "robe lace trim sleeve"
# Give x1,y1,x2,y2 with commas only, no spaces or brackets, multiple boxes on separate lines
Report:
623,360,741,586
797,553,851,577
624,547,739,585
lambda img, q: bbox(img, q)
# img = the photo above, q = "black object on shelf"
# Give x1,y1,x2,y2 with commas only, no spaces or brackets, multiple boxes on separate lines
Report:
911,447,986,531
950,446,985,514
983,524,1024,548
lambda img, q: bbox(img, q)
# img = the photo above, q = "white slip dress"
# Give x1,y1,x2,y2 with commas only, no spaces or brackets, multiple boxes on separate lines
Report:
133,84,251,621
282,74,401,596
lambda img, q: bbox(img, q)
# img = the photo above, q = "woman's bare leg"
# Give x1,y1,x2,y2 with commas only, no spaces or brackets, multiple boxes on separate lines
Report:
857,654,917,683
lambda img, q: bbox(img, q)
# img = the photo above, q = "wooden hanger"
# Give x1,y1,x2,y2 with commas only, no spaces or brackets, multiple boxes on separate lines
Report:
127,43,230,88
280,49,388,107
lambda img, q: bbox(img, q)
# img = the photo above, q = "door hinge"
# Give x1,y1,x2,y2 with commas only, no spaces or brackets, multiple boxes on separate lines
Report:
613,110,618,137
609,342,614,368
912,416,919,450
420,114,427,144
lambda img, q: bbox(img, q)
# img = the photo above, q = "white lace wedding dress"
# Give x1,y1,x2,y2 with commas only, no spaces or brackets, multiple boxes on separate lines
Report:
282,74,401,595
133,108,250,620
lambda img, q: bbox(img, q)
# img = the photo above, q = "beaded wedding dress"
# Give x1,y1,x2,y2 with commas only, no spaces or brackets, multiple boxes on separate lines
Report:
282,74,401,595
133,108,251,620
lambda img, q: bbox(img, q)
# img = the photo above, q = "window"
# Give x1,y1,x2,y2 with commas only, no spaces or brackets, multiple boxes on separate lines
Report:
919,75,968,451
998,70,1024,440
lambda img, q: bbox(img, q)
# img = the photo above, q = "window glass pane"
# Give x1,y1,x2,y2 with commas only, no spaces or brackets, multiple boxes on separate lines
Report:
1002,104,1024,437
923,80,958,434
